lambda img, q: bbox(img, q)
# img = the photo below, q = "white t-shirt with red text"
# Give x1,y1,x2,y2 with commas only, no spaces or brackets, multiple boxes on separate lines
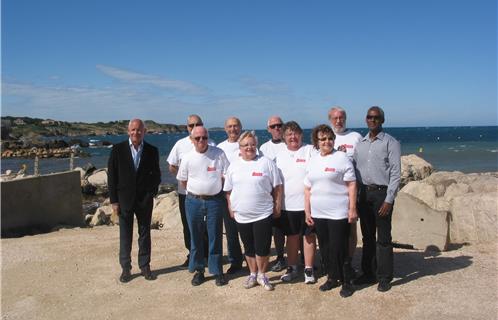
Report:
304,151,356,220
223,156,282,223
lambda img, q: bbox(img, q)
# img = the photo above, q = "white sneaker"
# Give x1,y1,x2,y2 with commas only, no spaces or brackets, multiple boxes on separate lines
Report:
304,267,316,284
280,266,298,282
244,275,257,289
257,275,274,291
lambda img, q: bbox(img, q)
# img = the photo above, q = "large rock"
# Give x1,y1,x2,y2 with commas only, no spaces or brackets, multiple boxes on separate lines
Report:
90,205,113,226
393,192,449,251
449,192,498,243
400,154,434,186
151,192,181,230
399,180,437,208
86,169,108,196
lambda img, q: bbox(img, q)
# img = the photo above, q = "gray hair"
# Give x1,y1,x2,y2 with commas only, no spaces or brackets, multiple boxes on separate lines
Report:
368,106,385,122
128,118,146,129
328,106,347,120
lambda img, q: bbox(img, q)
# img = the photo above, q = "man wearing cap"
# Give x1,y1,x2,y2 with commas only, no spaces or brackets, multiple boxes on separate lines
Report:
353,106,401,292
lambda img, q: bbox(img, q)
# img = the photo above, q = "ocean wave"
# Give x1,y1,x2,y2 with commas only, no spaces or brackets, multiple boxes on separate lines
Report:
487,149,498,153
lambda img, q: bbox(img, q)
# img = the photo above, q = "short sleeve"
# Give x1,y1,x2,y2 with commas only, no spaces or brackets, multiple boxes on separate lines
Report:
176,155,188,181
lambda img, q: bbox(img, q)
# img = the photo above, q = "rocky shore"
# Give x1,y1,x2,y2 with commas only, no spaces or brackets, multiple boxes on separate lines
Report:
1,154,497,319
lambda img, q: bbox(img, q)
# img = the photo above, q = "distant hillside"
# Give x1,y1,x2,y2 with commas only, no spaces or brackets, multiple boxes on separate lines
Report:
1,116,187,139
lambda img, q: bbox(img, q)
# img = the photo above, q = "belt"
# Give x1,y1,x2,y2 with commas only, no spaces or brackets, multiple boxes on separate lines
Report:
187,192,221,200
362,184,388,191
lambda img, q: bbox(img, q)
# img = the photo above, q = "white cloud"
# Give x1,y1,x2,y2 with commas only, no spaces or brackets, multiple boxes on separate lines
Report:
96,65,209,96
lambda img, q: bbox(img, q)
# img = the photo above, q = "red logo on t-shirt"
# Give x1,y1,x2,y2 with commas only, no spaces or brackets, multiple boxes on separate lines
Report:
344,144,353,149
252,172,263,176
324,167,336,172
296,158,306,163
207,166,216,172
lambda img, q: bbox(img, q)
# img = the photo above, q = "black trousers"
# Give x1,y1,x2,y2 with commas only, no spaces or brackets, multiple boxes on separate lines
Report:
179,193,209,258
358,187,393,282
314,217,350,282
119,201,153,270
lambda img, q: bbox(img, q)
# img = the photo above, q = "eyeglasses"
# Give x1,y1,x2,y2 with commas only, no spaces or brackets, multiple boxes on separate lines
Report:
188,122,203,128
366,115,381,121
193,136,208,141
318,137,334,142
269,123,283,129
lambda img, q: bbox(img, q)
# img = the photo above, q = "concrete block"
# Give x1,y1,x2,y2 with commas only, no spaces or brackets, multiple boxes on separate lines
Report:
393,192,449,251
1,171,83,237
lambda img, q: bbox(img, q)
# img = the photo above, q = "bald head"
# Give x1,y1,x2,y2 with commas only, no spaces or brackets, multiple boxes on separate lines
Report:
224,116,242,142
191,126,209,153
267,115,283,140
128,118,146,147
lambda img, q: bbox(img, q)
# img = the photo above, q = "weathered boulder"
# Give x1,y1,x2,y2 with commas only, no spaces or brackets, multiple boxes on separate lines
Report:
400,154,434,186
393,192,449,251
151,192,181,230
449,192,498,243
86,169,108,196
90,205,113,226
399,180,437,209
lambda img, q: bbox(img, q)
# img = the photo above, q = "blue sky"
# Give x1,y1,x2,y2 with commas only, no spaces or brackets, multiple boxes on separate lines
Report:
2,0,496,129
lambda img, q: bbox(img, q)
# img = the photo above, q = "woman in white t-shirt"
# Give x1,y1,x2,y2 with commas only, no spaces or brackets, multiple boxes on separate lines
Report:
304,124,358,298
275,121,317,284
224,131,282,291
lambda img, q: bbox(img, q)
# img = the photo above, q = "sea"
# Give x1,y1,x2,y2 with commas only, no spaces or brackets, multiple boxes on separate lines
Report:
2,126,497,185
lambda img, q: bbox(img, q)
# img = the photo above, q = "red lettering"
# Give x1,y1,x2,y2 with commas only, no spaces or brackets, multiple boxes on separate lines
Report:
324,167,336,172
252,172,263,176
296,158,306,163
207,166,216,172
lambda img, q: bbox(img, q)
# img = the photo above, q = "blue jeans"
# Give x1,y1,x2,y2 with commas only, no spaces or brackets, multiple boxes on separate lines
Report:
185,194,224,275
222,199,243,265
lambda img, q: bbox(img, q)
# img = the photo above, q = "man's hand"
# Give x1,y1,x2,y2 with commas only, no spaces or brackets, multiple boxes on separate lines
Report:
305,213,314,226
337,144,347,152
348,208,358,223
378,202,393,217
112,203,120,216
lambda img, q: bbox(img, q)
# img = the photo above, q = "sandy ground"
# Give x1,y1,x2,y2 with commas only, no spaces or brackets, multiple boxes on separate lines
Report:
1,225,497,320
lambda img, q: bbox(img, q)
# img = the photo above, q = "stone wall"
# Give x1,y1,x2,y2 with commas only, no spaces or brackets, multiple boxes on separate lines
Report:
1,171,83,237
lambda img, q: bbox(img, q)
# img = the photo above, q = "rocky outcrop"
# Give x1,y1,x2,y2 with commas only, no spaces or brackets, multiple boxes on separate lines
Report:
395,171,498,248
400,154,434,187
151,192,181,229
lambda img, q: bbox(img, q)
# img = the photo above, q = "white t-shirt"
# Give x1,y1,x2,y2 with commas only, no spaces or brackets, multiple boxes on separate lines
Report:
223,156,282,223
217,139,240,164
275,144,314,211
167,136,215,194
304,151,356,220
177,146,229,196
334,129,362,161
260,140,287,161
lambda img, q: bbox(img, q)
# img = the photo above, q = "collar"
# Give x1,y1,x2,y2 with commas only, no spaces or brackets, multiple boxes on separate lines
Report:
362,130,385,142
129,138,144,150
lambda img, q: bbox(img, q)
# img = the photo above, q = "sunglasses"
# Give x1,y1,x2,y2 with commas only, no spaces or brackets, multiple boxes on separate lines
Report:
193,136,208,142
318,137,334,142
269,123,283,129
188,122,203,128
366,115,381,120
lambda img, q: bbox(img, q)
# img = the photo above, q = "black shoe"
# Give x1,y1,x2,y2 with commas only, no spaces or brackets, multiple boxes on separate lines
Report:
180,256,189,269
319,279,340,291
119,269,132,283
270,258,286,272
343,261,357,284
140,266,157,281
191,271,205,286
215,274,227,286
226,264,242,275
353,274,377,286
340,283,354,298
377,280,392,292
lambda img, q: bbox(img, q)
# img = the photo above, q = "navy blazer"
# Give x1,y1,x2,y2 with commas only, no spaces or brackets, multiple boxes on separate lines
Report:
107,140,161,211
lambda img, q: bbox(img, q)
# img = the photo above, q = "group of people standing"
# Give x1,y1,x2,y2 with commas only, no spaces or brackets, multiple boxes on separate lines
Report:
107,105,401,298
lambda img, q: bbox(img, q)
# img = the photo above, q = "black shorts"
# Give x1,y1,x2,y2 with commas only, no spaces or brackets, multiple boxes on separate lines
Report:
237,215,273,257
279,210,305,236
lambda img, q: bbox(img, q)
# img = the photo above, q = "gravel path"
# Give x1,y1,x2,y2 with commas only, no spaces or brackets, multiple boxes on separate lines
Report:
1,226,497,320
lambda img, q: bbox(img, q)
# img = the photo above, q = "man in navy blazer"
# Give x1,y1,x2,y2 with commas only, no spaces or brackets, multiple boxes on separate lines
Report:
108,119,161,283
